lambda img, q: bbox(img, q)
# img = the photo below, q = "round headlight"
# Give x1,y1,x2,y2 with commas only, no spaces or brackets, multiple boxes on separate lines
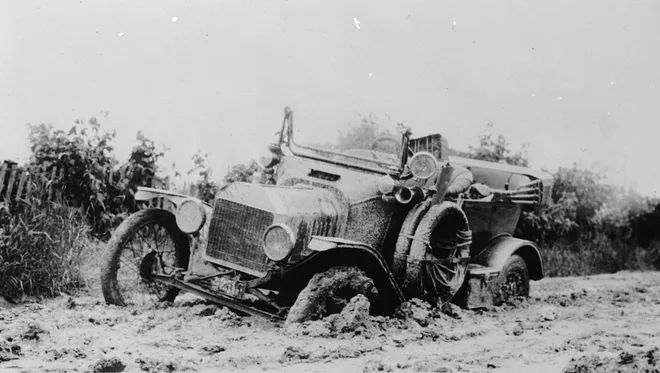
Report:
262,224,295,261
175,198,207,234
409,151,438,180
377,175,395,194
258,149,279,168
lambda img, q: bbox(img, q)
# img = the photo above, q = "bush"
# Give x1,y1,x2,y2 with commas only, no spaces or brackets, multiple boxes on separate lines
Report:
543,237,660,277
189,150,219,203
26,119,166,237
0,198,91,299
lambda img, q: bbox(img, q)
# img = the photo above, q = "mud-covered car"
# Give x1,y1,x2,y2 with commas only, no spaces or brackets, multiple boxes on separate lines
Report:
100,107,553,322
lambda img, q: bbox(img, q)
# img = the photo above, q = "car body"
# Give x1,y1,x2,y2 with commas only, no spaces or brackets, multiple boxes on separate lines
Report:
101,107,554,320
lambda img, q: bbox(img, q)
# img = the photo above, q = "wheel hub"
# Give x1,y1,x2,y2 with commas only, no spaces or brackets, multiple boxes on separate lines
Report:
501,272,525,298
139,251,159,281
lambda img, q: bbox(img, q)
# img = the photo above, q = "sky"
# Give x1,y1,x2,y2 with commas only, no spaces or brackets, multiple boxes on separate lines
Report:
1,0,659,194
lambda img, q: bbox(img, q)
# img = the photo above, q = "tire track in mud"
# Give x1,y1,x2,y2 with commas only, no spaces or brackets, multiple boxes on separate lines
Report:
0,271,659,373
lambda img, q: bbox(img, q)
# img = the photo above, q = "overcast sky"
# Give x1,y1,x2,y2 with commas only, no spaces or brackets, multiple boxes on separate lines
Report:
1,0,659,195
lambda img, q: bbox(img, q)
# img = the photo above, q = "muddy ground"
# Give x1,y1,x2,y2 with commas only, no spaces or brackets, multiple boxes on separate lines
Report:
1,271,659,373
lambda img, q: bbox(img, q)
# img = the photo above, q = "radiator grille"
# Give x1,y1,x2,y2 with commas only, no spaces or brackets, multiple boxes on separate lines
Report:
206,200,273,273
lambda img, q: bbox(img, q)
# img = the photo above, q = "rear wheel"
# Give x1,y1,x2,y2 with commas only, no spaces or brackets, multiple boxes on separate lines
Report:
101,209,190,307
491,254,529,305
284,266,378,325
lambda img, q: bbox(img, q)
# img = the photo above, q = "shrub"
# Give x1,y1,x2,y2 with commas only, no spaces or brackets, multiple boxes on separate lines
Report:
188,150,219,203
26,119,166,237
27,119,122,236
543,237,660,277
0,198,91,299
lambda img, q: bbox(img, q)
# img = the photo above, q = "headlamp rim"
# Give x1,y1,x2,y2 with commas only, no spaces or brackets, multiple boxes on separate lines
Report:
175,198,207,234
408,151,438,180
262,223,296,261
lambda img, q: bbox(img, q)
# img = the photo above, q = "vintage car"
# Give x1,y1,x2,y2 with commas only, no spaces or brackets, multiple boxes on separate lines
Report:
100,107,553,322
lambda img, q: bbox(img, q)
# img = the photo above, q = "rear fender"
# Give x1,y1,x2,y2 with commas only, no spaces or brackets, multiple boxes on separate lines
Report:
299,236,406,312
472,235,544,280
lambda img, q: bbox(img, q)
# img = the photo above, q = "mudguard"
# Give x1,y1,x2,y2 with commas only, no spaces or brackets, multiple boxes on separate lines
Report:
471,234,544,280
135,187,212,216
306,236,406,308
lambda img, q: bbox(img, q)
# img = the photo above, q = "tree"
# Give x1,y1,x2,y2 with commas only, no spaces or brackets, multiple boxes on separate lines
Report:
188,150,219,203
468,122,529,167
223,160,260,184
335,113,397,151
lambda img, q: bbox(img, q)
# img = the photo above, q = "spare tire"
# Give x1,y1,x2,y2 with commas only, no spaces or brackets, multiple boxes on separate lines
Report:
404,201,472,305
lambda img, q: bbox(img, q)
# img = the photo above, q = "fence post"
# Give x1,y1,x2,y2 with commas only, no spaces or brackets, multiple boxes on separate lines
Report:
0,163,7,200
15,169,28,202
39,163,48,199
6,165,18,203
47,167,57,201
25,166,35,200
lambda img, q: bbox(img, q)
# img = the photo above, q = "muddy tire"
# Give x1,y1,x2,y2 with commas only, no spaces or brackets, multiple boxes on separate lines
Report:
285,266,378,325
101,209,190,307
491,254,530,305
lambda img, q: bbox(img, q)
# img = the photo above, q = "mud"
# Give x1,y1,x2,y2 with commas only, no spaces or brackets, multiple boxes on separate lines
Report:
0,271,659,372
284,266,378,325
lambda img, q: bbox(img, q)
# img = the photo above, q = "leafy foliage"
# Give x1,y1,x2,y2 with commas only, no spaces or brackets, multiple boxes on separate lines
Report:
223,160,260,184
464,122,660,275
468,122,529,167
25,118,165,237
188,150,220,203
27,119,124,236
335,114,396,151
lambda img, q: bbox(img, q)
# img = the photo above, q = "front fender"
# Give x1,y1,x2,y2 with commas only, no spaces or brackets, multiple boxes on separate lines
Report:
134,187,208,207
305,236,406,309
134,187,213,240
135,187,212,214
472,235,544,280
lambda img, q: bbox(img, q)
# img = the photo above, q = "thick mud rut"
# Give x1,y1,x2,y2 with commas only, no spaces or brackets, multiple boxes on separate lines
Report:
1,271,660,373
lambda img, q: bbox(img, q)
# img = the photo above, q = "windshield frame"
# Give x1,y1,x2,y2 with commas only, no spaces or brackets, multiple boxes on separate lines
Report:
279,108,407,175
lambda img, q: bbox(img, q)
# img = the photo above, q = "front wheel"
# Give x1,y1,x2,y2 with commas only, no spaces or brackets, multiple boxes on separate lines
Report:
101,209,190,307
491,254,530,305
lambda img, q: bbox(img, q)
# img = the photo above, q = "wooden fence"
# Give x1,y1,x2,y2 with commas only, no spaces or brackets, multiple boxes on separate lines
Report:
0,160,172,205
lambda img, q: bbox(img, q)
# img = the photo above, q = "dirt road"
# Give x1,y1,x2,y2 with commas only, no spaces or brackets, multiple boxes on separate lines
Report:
1,271,659,373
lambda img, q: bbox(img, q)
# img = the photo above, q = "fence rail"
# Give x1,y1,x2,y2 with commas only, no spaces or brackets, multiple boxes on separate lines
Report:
0,160,171,205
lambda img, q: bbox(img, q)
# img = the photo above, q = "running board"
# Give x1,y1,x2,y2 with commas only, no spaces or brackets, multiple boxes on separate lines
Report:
154,275,284,322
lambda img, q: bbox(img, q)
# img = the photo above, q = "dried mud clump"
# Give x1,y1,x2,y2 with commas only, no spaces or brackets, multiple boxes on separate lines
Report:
0,338,21,362
285,267,378,325
279,346,311,363
135,357,179,373
286,294,375,337
86,356,126,373
562,347,659,373
331,294,372,333
0,320,47,342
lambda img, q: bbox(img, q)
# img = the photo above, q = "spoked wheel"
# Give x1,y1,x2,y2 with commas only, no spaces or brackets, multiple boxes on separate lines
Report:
101,209,190,307
491,254,530,305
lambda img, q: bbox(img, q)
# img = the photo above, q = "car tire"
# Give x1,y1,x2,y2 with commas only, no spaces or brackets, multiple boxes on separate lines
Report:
101,208,190,307
491,254,530,305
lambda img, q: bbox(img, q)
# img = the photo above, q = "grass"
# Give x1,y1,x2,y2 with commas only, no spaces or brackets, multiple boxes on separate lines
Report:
0,198,98,300
542,237,660,278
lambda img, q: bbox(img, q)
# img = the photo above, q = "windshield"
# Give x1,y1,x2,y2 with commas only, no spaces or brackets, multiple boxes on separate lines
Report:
287,111,406,172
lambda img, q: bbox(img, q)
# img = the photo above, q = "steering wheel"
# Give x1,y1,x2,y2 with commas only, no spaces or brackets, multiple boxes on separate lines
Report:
371,136,401,154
